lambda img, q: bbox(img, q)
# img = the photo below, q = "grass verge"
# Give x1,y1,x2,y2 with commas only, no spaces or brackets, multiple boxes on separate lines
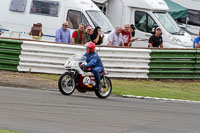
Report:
0,130,23,133
112,79,200,101
37,74,200,101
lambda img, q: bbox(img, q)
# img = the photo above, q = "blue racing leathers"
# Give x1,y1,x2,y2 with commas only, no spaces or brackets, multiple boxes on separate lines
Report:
84,52,104,82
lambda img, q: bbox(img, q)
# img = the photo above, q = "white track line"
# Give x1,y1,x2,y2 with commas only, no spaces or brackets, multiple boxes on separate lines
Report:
121,95,200,103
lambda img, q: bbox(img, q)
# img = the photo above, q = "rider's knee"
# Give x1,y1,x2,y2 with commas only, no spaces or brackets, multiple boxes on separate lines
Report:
92,68,98,73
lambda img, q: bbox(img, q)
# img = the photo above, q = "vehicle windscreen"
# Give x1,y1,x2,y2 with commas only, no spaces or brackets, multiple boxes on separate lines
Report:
86,10,114,33
68,55,85,62
154,12,181,35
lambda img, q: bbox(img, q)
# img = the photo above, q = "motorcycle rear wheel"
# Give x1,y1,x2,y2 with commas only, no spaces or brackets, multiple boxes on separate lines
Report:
58,73,75,95
95,76,112,99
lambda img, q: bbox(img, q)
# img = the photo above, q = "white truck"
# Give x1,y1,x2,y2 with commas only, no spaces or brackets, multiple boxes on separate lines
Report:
0,0,114,44
171,0,200,39
106,0,193,48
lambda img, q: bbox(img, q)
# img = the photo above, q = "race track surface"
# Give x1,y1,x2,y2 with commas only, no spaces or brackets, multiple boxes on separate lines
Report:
0,86,200,133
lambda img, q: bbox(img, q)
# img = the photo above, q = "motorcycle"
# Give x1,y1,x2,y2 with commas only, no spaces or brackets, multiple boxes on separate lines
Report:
58,54,112,99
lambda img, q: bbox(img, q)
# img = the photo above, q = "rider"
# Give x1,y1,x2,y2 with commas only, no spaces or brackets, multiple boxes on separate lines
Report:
81,42,104,90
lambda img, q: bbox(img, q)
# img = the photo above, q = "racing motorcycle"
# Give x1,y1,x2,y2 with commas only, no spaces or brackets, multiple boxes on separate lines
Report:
58,55,112,99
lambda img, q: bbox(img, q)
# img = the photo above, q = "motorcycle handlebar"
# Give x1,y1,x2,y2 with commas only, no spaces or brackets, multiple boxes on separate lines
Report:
78,62,82,67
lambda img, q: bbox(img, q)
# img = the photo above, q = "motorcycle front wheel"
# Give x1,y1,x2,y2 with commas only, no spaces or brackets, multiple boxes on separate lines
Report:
95,76,112,99
58,73,75,96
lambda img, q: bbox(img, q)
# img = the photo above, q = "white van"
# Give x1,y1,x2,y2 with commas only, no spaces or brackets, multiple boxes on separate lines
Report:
0,0,114,44
106,0,193,48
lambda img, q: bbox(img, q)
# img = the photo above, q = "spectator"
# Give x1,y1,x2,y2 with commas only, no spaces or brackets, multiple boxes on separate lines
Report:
0,28,2,35
86,26,93,43
90,26,104,45
72,23,86,45
129,24,138,44
121,24,131,47
108,26,124,47
0,25,1,35
29,23,43,41
130,24,135,37
55,21,72,43
148,27,163,48
193,31,200,48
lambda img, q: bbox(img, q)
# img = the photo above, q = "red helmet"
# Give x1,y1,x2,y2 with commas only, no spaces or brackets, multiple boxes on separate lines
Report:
85,42,96,53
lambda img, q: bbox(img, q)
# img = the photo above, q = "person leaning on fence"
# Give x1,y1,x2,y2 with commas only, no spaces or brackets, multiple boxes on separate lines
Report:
72,23,86,45
193,31,200,48
129,24,138,46
148,27,163,48
29,23,43,41
121,24,131,47
55,21,72,44
90,26,104,45
86,26,93,43
108,26,124,47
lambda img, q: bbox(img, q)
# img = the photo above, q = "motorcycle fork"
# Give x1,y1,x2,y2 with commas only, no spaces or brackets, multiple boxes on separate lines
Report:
71,71,78,81
102,75,106,88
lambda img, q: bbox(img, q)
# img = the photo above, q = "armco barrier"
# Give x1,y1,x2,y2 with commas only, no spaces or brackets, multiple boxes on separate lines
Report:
148,49,200,79
17,41,151,78
0,39,22,71
97,47,151,78
2,39,200,79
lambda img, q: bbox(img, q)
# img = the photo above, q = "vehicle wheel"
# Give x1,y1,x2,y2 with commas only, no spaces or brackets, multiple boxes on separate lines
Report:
95,76,112,99
58,73,75,95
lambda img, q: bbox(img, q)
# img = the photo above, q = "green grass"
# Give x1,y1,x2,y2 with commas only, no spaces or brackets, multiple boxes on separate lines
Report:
0,130,23,133
37,73,59,80
112,79,200,101
36,73,200,101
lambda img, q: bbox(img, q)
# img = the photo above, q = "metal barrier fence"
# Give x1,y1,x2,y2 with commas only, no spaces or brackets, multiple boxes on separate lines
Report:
148,49,200,79
18,41,151,78
1,38,200,79
0,39,22,71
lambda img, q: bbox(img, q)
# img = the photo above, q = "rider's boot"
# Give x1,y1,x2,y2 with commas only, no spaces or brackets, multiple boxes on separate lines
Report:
96,81,102,91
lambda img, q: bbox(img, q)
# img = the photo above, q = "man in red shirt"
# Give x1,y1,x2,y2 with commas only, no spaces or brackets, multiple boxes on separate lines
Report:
121,24,131,47
72,23,86,45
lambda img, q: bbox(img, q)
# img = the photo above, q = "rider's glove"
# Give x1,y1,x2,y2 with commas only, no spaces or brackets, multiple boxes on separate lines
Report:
80,64,86,71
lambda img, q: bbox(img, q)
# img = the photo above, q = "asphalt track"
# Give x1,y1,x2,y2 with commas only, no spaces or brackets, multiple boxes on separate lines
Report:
0,86,200,133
